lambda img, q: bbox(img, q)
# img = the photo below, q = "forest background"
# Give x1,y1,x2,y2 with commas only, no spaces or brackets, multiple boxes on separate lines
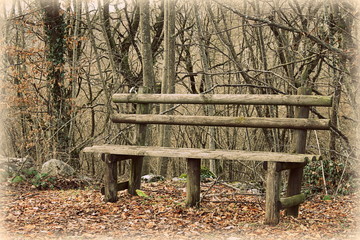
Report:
0,0,359,197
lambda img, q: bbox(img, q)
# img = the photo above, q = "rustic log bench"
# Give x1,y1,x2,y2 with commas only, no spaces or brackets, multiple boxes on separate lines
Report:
83,87,332,225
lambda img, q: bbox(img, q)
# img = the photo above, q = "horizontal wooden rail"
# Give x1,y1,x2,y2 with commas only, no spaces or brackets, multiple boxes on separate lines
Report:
83,145,319,163
100,181,129,195
111,114,331,130
263,161,308,172
280,193,306,209
112,94,333,106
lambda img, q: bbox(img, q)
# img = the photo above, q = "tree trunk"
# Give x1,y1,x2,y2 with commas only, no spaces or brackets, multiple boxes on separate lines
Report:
139,0,155,91
159,0,176,177
40,0,69,158
194,0,218,175
97,0,119,84
68,0,82,161
139,0,155,175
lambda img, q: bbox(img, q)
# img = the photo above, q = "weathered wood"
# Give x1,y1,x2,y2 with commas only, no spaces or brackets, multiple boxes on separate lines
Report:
102,154,118,202
101,154,132,161
286,170,305,216
111,114,330,130
186,158,201,207
280,193,306,209
112,94,333,106
101,181,129,195
134,87,150,146
83,145,320,163
128,156,144,196
128,87,149,196
264,162,281,225
85,90,333,223
286,87,311,217
263,161,309,172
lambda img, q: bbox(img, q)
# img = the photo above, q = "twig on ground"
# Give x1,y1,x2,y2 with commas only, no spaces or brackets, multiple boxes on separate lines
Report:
199,175,221,203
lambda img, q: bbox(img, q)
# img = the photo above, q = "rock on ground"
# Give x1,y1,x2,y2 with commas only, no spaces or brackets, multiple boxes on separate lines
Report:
141,174,164,182
41,159,75,177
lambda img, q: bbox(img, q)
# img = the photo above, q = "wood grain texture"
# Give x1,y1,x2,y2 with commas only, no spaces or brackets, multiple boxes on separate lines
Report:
112,94,332,106
128,156,143,196
286,87,311,216
264,162,281,225
186,158,201,207
101,181,129,195
83,145,319,163
111,114,330,130
102,154,118,202
280,193,306,209
263,161,309,171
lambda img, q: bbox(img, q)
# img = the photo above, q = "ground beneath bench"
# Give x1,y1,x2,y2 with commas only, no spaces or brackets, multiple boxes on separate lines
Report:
0,180,358,240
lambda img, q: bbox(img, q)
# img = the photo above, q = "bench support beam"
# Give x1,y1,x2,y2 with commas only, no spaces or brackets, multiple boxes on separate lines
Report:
280,193,306,209
102,154,118,202
286,87,311,217
129,156,144,195
101,181,129,195
286,166,305,216
265,162,281,225
186,158,201,207
263,161,308,172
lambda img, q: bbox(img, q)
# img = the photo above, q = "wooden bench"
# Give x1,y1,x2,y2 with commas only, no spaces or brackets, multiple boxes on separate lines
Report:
83,87,332,225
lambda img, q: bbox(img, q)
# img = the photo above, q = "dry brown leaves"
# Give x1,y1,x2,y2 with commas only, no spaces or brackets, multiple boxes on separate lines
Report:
0,181,358,240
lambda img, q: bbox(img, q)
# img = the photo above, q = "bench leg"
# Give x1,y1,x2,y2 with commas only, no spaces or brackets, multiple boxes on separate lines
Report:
102,154,118,202
186,158,201,207
286,87,310,217
286,165,304,216
128,156,143,195
264,162,281,225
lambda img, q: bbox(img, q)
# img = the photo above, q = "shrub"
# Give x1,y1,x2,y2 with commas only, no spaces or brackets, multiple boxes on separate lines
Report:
179,167,216,181
11,167,56,189
303,158,355,195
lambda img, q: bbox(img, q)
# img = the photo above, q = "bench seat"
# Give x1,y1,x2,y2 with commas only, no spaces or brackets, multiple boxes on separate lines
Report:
83,145,320,163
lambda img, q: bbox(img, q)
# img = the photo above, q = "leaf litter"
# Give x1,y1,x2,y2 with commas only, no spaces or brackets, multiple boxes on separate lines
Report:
0,180,358,240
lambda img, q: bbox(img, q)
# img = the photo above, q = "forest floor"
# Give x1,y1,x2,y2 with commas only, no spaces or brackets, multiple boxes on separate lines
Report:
0,180,358,240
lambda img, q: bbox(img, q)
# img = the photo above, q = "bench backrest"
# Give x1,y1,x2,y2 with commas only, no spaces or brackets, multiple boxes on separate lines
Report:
111,93,332,130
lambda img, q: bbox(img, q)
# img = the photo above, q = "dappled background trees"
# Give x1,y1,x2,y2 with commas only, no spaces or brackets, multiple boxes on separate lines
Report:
0,0,358,195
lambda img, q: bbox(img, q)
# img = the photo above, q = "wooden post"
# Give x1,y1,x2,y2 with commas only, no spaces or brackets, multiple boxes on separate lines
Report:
128,87,149,196
286,87,311,216
186,158,201,207
102,154,118,202
264,162,281,225
128,156,144,195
